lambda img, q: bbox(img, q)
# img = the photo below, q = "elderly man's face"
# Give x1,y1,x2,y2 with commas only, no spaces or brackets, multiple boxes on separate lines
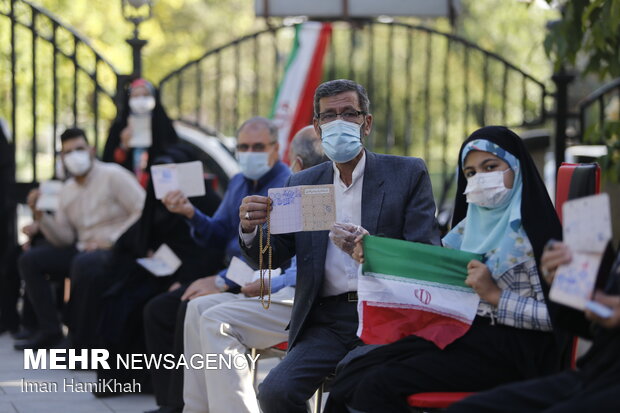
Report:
236,125,279,168
313,91,373,138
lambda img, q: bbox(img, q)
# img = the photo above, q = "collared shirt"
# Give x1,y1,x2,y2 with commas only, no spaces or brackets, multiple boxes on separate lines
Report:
480,258,552,331
189,161,291,288
39,160,145,251
322,151,365,296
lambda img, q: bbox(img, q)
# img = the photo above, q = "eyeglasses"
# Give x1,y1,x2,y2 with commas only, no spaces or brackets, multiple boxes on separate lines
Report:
316,110,366,123
236,142,274,152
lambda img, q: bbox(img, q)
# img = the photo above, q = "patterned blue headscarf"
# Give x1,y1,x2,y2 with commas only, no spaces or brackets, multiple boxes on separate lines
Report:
443,139,534,277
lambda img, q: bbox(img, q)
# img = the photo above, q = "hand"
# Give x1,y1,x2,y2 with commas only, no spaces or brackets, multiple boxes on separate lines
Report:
466,260,501,305
82,240,108,252
120,125,132,149
239,195,271,233
22,222,40,239
351,232,368,263
181,275,221,301
162,190,195,219
540,241,572,285
329,223,368,257
168,281,181,292
585,290,620,329
26,189,41,215
241,279,265,297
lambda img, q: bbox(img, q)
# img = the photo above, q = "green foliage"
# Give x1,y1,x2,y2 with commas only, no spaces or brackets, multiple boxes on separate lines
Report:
36,0,260,82
544,0,620,78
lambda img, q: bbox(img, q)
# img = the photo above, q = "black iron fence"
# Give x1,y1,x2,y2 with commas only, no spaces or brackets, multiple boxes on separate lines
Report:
0,0,119,200
160,19,549,199
579,77,620,143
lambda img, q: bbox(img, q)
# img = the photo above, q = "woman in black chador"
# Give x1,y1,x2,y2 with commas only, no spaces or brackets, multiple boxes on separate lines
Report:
103,78,178,187
95,144,224,392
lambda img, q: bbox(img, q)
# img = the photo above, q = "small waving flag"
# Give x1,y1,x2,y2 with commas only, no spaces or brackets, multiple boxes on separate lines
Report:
358,236,482,349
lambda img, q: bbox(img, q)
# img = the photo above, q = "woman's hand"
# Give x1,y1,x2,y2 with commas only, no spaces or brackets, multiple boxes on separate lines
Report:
540,241,572,285
585,290,620,329
466,259,501,306
120,125,132,149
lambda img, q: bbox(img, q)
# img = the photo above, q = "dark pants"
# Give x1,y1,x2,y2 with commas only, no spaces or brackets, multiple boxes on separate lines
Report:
66,249,113,348
0,245,23,331
143,287,188,409
257,297,361,413
447,369,620,413
324,317,558,413
18,244,78,335
19,244,112,341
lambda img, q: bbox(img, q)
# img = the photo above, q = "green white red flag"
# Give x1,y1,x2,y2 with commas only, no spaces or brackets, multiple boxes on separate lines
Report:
358,236,482,349
270,22,332,164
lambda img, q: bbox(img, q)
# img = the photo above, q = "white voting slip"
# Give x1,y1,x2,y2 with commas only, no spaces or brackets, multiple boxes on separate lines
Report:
268,184,336,234
137,244,182,277
128,115,152,148
550,193,612,310
151,161,206,200
36,180,63,211
226,256,281,286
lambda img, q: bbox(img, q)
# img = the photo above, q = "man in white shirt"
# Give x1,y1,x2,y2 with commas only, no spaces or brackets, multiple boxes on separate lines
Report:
239,79,440,413
182,126,327,413
15,128,145,350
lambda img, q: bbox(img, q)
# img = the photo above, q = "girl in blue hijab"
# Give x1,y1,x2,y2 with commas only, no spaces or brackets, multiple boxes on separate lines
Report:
325,126,565,413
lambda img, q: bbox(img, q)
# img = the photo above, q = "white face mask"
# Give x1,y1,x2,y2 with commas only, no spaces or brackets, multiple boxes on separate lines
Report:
129,96,156,115
464,169,512,208
63,150,92,177
237,151,271,180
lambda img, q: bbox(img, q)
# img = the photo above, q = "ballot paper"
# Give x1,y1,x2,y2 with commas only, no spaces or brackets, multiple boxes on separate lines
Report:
226,256,282,286
151,161,206,200
128,115,152,148
137,244,182,277
268,184,336,234
36,180,63,211
550,193,612,310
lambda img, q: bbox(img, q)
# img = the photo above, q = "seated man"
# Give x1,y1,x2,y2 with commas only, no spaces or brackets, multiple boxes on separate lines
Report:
143,117,291,413
448,242,620,413
183,125,327,413
239,79,440,413
15,127,145,350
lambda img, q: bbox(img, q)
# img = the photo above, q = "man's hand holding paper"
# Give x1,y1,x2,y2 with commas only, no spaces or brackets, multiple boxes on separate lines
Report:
239,195,271,233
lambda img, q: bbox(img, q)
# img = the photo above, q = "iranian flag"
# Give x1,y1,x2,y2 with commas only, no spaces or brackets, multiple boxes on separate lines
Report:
271,22,332,163
358,236,482,349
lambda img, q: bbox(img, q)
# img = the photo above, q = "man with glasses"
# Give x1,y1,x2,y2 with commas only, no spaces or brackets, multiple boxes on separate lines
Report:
239,79,440,413
15,127,145,350
142,116,290,413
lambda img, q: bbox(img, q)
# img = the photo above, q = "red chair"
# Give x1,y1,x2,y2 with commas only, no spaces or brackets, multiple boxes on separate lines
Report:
407,162,601,412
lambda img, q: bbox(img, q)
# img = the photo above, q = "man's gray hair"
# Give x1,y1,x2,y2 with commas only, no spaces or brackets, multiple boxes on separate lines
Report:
290,126,327,168
237,116,279,143
313,79,370,116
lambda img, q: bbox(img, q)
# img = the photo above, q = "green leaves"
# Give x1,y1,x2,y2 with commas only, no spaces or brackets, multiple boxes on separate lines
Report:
544,0,620,79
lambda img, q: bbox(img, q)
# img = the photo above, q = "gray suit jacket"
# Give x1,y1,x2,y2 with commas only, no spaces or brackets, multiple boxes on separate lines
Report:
242,150,440,349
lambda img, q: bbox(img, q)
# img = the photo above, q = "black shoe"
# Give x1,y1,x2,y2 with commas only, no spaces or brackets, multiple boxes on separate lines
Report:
11,327,35,340
13,331,63,350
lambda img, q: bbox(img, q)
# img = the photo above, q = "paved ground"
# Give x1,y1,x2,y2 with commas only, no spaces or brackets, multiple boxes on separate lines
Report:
0,332,279,413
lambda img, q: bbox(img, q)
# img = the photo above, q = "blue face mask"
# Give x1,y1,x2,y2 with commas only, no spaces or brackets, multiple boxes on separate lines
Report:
320,119,363,163
237,152,271,180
